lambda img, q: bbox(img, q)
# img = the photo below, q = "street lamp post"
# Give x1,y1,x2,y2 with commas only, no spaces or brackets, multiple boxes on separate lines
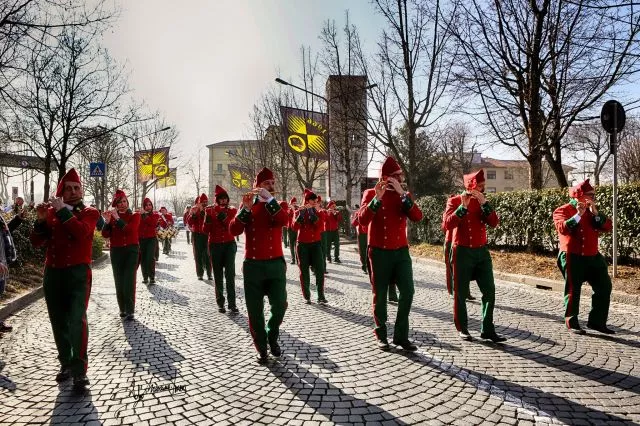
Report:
275,77,376,200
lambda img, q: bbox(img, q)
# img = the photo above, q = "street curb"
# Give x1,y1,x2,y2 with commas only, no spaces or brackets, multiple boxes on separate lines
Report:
0,253,110,321
353,247,640,307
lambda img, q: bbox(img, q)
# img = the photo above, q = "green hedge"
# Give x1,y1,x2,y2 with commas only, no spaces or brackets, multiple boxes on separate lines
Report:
415,183,640,259
92,231,105,260
1,210,46,267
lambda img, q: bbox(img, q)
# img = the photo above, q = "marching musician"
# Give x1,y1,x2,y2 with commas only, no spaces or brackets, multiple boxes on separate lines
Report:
138,198,160,285
30,168,99,392
444,170,506,342
183,205,192,245
230,167,289,364
317,196,328,273
553,179,614,335
351,204,368,274
188,194,211,281
293,189,328,305
441,198,475,301
287,197,298,265
158,206,174,255
325,200,342,264
205,185,239,313
102,189,141,321
358,156,422,352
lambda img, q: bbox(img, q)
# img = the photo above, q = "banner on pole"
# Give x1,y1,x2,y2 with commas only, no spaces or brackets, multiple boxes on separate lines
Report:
228,165,252,189
280,106,328,159
156,167,177,188
135,147,170,183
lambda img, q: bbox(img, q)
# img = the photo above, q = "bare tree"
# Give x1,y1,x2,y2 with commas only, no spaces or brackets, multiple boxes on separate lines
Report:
449,0,640,189
565,123,613,185
618,117,640,184
166,188,191,217
438,121,478,187
186,144,208,197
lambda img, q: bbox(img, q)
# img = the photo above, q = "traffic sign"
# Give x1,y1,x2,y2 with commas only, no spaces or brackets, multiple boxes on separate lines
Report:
90,162,106,177
601,100,626,134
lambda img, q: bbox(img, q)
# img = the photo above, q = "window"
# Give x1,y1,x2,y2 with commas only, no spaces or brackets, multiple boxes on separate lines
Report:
487,170,496,179
504,187,514,192
217,163,222,172
504,170,513,180
486,187,496,193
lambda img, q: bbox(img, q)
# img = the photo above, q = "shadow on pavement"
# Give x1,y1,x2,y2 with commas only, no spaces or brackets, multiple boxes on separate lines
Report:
122,319,184,382
0,361,15,392
50,388,99,424
153,271,180,283
147,283,189,306
399,350,634,424
155,262,179,271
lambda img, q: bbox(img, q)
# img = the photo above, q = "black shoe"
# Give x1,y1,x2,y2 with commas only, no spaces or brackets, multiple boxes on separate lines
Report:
480,332,507,343
318,298,328,305
334,259,341,264
197,277,203,280
257,350,268,364
229,307,239,313
466,294,476,301
567,325,586,335
207,276,212,281
149,279,155,284
388,298,398,304
586,322,616,335
304,299,311,305
218,307,226,313
0,322,13,332
55,366,71,382
73,375,90,392
142,279,148,284
269,342,282,357
459,330,472,341
124,314,134,321
393,339,418,351
327,258,332,263
377,339,390,351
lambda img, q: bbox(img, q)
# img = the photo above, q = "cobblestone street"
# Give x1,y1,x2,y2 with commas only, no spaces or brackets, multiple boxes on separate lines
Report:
1,235,639,425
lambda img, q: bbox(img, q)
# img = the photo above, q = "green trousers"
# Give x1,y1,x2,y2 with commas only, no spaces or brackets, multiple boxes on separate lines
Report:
296,241,326,301
210,241,237,309
43,264,92,376
326,230,340,261
444,241,453,295
282,227,289,247
162,236,171,254
321,232,328,268
451,245,495,333
368,247,414,342
287,229,297,263
557,252,611,328
139,237,156,281
192,233,211,279
155,239,160,260
111,245,139,315
358,233,368,272
243,258,288,353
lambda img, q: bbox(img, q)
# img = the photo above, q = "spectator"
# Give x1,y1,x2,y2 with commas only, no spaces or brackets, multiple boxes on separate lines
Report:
0,213,21,333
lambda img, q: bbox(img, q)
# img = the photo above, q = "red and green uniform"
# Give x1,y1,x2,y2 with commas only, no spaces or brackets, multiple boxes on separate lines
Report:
441,210,454,296
325,209,342,262
188,210,211,279
293,208,326,302
351,212,368,273
30,203,99,377
287,207,298,264
138,208,160,283
102,210,141,316
553,199,612,329
358,189,423,343
205,205,238,309
319,209,328,269
444,195,498,334
230,197,288,354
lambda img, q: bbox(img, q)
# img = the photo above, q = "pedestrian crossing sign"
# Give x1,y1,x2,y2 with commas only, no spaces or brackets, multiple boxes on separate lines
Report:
90,162,106,177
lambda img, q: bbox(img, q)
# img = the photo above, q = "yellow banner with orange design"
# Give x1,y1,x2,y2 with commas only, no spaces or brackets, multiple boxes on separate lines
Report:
134,147,171,183
280,106,328,159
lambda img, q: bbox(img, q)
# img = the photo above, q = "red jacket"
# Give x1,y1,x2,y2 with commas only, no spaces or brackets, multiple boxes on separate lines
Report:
318,209,327,232
230,198,288,260
205,205,237,244
441,210,453,243
187,210,207,234
351,211,367,235
139,211,160,239
30,204,99,268
292,208,323,243
102,210,141,247
287,207,297,229
358,188,423,249
553,201,611,256
158,213,174,228
325,209,342,231
444,195,498,248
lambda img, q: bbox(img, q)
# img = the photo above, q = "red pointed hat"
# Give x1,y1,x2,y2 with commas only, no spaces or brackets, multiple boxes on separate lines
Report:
463,169,485,190
303,188,316,202
160,206,167,211
55,168,81,197
254,167,274,187
289,197,297,204
194,196,200,205
569,179,595,198
327,200,336,207
214,185,228,198
380,156,401,178
143,198,153,207
199,193,208,204
111,189,127,207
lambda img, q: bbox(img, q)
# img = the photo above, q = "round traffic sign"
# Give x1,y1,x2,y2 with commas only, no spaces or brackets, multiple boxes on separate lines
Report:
601,100,626,134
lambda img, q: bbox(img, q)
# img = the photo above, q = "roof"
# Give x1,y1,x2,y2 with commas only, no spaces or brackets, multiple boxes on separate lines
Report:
474,157,574,171
206,140,261,149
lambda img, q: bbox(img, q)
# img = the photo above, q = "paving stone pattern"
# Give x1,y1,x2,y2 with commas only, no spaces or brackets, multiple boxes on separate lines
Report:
1,236,639,425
